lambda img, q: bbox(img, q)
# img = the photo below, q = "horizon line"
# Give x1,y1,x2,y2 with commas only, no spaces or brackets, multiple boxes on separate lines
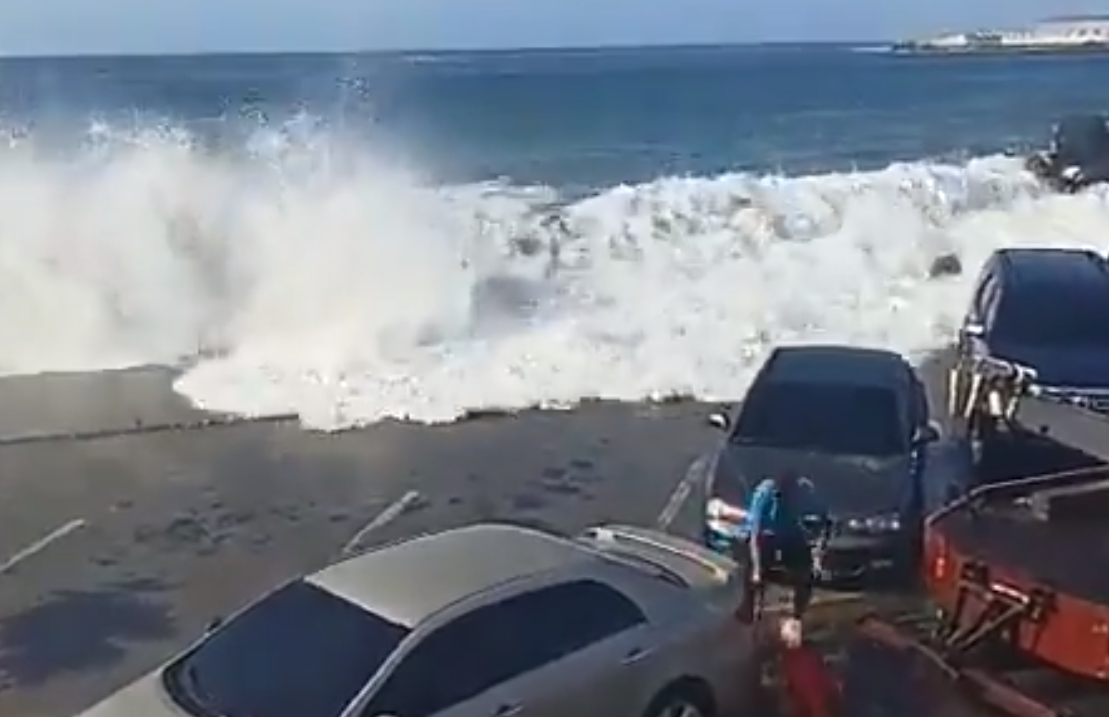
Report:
0,39,889,62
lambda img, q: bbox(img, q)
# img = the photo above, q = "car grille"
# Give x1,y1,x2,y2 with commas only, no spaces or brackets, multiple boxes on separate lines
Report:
821,545,899,578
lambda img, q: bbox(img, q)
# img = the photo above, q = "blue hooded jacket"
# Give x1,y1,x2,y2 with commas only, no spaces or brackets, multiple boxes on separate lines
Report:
747,476,828,543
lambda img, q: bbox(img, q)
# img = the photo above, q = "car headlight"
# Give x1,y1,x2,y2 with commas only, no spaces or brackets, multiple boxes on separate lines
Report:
706,497,747,522
705,497,749,539
1061,165,1084,182
845,514,901,534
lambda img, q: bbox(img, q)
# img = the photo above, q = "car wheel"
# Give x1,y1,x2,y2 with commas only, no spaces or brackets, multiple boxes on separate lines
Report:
642,681,715,717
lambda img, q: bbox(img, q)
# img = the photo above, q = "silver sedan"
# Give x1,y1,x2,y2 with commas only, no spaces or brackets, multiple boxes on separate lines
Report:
76,522,760,717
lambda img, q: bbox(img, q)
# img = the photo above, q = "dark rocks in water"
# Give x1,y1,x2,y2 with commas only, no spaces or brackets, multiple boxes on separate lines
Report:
928,253,962,280
510,235,546,258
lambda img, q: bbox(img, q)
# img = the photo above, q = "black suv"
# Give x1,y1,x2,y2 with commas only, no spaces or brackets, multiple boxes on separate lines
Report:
695,344,965,580
951,248,1109,450
1026,115,1109,193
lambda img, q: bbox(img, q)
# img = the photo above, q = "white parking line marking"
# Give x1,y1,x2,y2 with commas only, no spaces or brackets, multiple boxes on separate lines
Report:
656,459,704,530
0,518,87,574
342,490,422,556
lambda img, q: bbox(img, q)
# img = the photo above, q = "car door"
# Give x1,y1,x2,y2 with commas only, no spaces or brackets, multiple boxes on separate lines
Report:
489,579,656,717
356,603,546,717
964,261,1000,360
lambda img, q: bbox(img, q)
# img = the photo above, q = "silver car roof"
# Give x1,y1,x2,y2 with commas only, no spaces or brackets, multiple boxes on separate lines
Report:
306,522,600,627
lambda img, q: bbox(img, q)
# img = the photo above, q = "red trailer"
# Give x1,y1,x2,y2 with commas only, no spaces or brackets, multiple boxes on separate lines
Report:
859,383,1109,717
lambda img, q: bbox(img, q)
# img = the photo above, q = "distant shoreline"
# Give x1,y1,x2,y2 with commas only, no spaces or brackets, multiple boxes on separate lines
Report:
893,15,1109,57
0,41,880,62
889,42,1109,56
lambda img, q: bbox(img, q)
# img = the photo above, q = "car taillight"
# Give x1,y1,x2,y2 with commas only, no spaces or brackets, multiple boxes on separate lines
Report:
926,533,946,582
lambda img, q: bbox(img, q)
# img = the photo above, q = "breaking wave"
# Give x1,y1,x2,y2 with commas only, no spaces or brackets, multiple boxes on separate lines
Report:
0,118,1102,428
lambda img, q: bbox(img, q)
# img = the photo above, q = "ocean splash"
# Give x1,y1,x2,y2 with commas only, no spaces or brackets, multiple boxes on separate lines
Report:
0,118,1102,428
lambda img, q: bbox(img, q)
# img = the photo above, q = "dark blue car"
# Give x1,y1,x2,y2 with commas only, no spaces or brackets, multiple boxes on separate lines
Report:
951,247,1109,464
693,345,971,581
955,249,1109,405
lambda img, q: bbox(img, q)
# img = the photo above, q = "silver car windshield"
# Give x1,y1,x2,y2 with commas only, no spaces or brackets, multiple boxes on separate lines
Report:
163,580,410,717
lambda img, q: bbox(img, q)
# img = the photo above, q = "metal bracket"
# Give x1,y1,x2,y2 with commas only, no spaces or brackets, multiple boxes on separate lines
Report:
953,357,1038,424
932,561,1054,662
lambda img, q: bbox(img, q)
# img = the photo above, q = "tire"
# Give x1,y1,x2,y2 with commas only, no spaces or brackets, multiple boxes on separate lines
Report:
642,680,716,717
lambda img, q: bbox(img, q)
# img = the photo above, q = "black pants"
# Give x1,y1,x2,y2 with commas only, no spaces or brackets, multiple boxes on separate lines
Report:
737,535,815,621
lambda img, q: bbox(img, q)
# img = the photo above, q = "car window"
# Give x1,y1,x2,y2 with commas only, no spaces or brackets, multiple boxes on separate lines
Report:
978,276,1001,327
732,380,907,457
364,580,645,717
162,580,409,717
993,286,1109,347
970,269,997,323
980,279,1001,329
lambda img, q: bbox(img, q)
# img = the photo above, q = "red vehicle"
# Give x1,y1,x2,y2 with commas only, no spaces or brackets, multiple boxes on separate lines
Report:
859,377,1109,717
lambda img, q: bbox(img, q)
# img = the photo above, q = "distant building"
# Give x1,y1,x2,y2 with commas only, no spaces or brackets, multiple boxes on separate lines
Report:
893,15,1109,54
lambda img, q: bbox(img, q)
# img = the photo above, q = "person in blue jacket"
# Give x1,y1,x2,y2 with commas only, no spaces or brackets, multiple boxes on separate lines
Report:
746,471,830,619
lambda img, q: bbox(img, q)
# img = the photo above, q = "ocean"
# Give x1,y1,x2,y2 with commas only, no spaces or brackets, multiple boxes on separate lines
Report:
4,44,1109,429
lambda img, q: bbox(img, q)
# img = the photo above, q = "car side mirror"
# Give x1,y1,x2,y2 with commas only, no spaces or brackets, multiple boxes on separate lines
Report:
914,421,941,445
961,322,985,339
707,412,730,430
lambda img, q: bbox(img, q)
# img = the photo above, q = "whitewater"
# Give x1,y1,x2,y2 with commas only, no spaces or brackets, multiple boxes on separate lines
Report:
0,121,1105,429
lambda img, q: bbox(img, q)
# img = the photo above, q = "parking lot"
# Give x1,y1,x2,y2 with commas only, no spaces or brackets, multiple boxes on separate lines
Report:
0,350,980,717
0,368,724,716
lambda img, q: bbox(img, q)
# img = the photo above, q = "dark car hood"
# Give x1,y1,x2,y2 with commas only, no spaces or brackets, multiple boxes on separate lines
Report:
711,444,912,518
993,344,1109,389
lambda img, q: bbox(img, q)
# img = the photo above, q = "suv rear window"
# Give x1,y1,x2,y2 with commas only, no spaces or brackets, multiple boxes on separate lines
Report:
994,285,1109,347
164,580,409,717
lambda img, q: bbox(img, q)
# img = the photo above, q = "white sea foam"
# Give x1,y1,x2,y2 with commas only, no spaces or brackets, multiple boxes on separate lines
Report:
0,121,1104,429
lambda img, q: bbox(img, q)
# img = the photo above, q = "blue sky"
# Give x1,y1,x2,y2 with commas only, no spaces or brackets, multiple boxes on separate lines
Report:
2,0,1109,55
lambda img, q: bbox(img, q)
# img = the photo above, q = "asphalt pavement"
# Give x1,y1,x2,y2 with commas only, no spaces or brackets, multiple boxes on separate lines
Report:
0,368,721,716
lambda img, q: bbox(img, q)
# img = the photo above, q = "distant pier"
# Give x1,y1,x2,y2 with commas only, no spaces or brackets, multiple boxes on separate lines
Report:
892,15,1109,55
